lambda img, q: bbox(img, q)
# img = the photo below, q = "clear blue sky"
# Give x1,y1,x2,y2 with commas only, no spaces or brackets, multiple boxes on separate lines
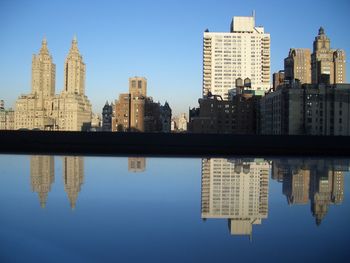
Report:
0,0,349,116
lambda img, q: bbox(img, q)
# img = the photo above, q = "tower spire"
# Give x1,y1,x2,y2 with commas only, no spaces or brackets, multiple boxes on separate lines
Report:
40,36,49,54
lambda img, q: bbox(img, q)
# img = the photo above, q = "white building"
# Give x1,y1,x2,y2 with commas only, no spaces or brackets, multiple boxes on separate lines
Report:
203,13,270,99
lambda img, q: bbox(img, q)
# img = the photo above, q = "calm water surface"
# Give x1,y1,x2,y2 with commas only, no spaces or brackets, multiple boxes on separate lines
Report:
0,155,349,263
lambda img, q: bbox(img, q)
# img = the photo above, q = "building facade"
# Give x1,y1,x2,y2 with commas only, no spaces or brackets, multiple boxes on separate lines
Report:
102,101,113,131
113,77,171,132
189,90,260,134
203,13,270,99
14,38,92,131
284,48,311,84
0,100,15,130
260,81,350,136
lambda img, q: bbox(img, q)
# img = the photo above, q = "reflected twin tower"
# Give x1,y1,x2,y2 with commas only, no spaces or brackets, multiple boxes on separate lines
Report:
30,156,84,209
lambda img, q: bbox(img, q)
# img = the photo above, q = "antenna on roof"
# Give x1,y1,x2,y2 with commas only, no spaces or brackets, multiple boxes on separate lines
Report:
252,10,256,20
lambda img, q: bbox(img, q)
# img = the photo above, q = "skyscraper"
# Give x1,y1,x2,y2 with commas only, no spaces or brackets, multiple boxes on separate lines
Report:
52,37,92,131
203,13,270,99
201,158,270,237
284,48,311,84
311,27,346,84
15,38,56,129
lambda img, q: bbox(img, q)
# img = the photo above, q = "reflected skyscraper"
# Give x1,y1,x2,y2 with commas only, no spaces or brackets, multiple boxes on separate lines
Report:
30,156,55,208
201,158,270,238
63,157,84,209
272,159,346,225
128,157,146,172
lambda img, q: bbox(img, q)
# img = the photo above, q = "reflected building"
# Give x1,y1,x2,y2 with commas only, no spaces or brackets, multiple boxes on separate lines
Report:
201,158,270,238
272,159,347,225
128,158,146,172
63,157,84,209
310,163,345,225
30,156,54,208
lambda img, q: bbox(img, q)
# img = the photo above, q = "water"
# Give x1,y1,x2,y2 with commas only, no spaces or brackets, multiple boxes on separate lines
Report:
0,155,349,263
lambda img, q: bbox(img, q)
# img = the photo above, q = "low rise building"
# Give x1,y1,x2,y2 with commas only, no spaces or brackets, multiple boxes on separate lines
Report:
189,88,260,134
0,101,15,130
112,77,171,132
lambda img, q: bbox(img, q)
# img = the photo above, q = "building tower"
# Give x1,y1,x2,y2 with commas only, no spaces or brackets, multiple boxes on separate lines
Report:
203,13,270,99
32,37,56,98
53,36,92,131
311,27,346,84
63,36,85,95
15,38,56,130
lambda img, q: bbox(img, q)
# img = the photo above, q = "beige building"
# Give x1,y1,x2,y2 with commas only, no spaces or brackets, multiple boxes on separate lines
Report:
30,156,55,208
15,38,56,129
311,27,346,84
0,101,15,130
203,13,270,99
201,158,270,237
284,48,311,84
15,37,92,131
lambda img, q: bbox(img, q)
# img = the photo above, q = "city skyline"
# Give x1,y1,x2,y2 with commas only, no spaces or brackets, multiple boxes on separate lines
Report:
1,0,349,116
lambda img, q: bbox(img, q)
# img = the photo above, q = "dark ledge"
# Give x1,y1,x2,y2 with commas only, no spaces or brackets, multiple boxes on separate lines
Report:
0,131,350,157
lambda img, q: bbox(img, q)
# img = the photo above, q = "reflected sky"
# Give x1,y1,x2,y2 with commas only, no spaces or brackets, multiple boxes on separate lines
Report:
0,155,349,262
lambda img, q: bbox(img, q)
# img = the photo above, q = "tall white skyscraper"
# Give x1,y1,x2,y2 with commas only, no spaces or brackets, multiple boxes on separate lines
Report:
203,13,270,99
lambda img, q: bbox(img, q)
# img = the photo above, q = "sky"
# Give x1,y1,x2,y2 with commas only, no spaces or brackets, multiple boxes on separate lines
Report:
0,0,349,116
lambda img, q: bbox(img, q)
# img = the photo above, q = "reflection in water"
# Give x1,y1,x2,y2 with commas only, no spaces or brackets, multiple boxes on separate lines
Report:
30,156,84,209
30,156,55,208
201,158,349,238
272,159,346,225
201,158,270,238
29,156,348,229
63,157,84,209
128,157,146,172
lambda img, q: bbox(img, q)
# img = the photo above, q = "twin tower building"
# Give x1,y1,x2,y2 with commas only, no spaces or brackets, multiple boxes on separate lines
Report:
15,37,92,131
